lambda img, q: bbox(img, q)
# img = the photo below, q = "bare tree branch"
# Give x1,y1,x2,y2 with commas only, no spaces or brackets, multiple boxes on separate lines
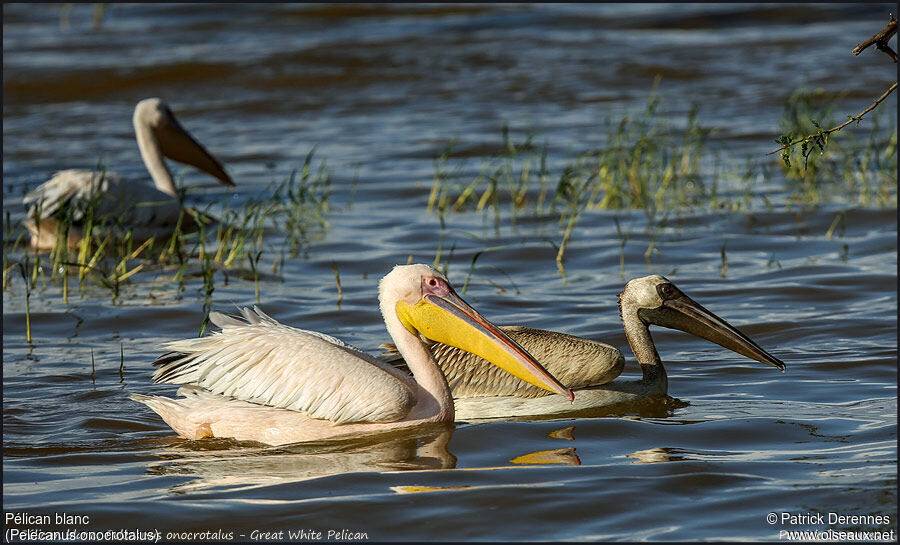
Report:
769,14,897,160
852,13,897,63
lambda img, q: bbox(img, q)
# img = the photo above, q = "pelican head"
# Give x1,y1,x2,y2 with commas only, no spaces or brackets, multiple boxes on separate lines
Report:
380,264,574,400
619,275,785,370
133,97,235,195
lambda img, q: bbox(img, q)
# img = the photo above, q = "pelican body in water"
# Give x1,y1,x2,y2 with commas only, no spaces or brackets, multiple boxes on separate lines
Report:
23,98,234,251
131,264,573,446
383,275,785,420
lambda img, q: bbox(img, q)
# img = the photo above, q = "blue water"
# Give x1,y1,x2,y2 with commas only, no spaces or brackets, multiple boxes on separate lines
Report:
3,3,896,541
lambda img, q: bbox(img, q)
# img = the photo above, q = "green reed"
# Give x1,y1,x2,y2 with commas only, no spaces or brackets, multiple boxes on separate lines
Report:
119,343,125,383
272,149,332,257
4,150,331,305
425,86,717,277
459,250,484,294
332,262,343,308
429,87,895,221
248,250,262,303
16,261,32,344
3,212,26,291
424,83,896,277
825,209,847,240
719,240,729,278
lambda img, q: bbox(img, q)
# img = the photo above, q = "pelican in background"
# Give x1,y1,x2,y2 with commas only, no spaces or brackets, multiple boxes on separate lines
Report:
23,98,234,251
131,264,573,446
383,275,785,420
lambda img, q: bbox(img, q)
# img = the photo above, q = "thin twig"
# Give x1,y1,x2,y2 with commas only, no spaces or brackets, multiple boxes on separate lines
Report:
767,82,898,156
770,15,898,159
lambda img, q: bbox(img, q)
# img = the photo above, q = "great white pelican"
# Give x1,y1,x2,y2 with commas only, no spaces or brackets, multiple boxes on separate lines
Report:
383,275,785,420
131,264,573,446
23,98,234,251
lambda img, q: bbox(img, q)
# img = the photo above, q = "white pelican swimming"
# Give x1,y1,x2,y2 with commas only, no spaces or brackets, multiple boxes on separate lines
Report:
131,264,573,446
383,275,785,420
23,98,234,251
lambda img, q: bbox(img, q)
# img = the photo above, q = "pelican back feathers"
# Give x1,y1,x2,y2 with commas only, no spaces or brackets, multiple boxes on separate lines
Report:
25,169,184,225
24,169,112,221
151,307,416,425
23,169,187,251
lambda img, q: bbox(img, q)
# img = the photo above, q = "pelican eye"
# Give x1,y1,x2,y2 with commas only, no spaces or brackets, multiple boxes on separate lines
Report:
422,275,451,297
656,283,678,300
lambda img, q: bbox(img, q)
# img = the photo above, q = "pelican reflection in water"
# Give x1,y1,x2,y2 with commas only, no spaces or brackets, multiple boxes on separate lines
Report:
383,275,785,420
143,423,581,493
24,98,234,251
146,426,458,491
132,264,572,446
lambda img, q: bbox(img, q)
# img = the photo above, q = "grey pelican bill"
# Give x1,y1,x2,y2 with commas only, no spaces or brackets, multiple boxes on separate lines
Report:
131,264,572,446
383,275,785,420
23,98,234,251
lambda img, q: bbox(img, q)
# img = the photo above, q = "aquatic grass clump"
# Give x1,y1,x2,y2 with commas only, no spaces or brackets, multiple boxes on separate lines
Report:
579,99,714,213
425,81,896,279
428,87,717,222
426,87,719,276
427,126,553,232
3,150,332,308
207,150,332,274
268,150,333,258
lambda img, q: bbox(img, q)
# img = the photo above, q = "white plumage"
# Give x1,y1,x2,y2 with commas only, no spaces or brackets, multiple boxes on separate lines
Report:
132,264,572,445
153,307,415,424
23,98,234,251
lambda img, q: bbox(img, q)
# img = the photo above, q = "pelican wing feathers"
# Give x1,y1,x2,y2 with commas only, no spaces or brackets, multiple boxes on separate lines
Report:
24,169,114,220
24,169,182,226
152,307,416,425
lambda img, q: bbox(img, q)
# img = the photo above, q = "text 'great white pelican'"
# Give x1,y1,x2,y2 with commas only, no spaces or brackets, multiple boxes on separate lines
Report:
23,98,234,251
131,264,572,446
383,275,785,420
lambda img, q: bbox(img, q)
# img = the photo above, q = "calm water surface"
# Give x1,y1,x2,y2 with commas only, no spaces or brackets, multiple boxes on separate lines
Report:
3,3,897,541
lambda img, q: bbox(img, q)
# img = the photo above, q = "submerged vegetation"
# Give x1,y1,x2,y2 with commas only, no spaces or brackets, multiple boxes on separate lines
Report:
3,83,896,337
428,87,718,220
3,151,331,313
424,86,896,277
427,89,896,219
